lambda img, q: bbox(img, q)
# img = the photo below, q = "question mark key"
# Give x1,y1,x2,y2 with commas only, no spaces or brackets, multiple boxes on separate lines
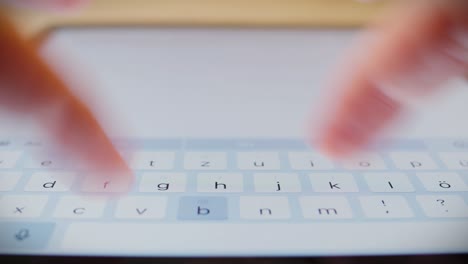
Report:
416,195,468,218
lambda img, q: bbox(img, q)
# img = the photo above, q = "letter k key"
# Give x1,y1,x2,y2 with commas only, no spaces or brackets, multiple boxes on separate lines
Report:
329,182,341,190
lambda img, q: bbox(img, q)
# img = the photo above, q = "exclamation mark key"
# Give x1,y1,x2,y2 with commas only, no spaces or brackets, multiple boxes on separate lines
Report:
381,200,390,214
359,196,414,218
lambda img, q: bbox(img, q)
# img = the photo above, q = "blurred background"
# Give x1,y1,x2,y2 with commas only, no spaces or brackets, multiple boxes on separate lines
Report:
4,0,392,38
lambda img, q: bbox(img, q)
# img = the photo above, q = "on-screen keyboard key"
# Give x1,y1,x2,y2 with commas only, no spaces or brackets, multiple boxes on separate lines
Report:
389,152,438,170
0,222,55,250
129,151,175,170
341,152,387,170
178,196,227,220
0,151,22,169
438,152,468,170
417,172,467,192
0,171,21,191
364,172,415,193
53,195,107,219
139,173,186,192
359,196,413,219
81,174,132,193
288,152,334,170
239,196,290,219
0,195,48,218
254,173,301,193
197,173,243,193
24,155,66,169
115,196,168,219
416,195,468,218
309,173,358,193
25,171,76,192
237,152,280,170
299,196,353,219
184,152,227,170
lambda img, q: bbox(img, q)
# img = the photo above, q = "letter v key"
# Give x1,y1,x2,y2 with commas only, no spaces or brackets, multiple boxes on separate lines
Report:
136,208,148,215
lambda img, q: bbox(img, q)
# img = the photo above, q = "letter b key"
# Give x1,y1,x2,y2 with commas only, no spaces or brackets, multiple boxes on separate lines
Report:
177,197,228,220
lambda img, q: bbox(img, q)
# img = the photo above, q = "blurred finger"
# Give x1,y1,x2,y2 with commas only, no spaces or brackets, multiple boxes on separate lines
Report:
315,0,468,157
0,11,131,179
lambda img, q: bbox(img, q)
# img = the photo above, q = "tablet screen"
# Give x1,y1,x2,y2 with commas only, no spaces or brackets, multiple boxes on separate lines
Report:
37,28,468,140
0,28,467,257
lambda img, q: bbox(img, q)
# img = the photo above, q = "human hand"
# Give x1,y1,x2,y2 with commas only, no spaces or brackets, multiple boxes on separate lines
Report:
0,0,131,178
316,0,468,157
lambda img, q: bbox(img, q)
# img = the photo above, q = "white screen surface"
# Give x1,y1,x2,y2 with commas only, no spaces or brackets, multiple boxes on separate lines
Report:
35,28,468,140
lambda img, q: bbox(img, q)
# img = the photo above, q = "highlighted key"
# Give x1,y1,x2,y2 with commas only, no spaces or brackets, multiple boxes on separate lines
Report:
178,197,227,220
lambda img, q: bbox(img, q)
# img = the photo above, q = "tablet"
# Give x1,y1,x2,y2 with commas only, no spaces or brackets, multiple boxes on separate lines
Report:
0,27,467,261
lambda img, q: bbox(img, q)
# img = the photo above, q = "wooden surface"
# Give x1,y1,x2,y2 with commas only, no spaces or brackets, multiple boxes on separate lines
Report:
3,0,392,38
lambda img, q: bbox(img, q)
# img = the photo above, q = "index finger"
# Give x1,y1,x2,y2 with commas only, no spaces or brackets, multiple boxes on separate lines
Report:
315,0,468,157
0,11,132,179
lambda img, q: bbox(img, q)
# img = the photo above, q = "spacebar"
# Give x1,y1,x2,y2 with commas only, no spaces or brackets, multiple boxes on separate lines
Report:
62,222,468,254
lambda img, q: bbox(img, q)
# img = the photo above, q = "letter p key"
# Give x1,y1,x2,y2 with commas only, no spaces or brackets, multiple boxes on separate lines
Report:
390,152,438,170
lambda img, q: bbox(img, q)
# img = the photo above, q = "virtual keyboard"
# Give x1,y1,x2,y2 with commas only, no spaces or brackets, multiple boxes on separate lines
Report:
1,138,468,254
